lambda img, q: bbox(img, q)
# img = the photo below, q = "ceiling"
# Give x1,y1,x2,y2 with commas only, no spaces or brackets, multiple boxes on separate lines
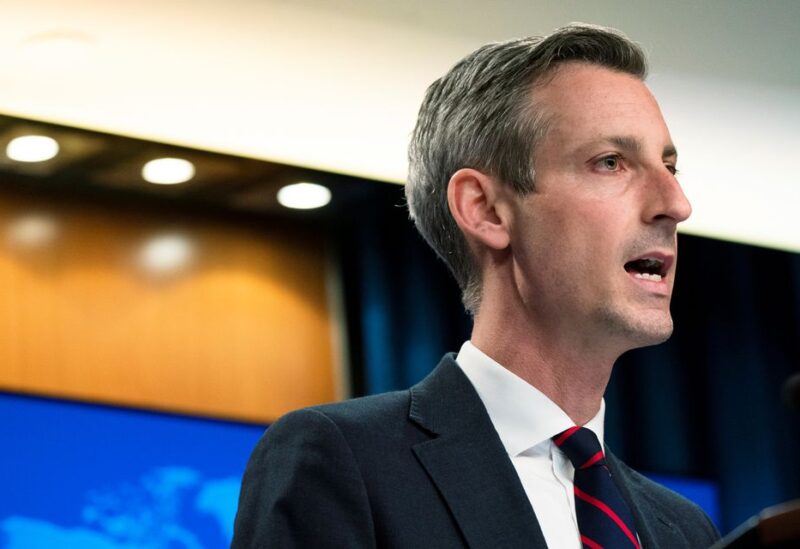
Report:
0,114,380,225
1,0,798,251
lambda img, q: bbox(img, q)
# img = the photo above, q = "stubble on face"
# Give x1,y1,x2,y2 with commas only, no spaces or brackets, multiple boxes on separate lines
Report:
594,292,674,347
595,231,679,347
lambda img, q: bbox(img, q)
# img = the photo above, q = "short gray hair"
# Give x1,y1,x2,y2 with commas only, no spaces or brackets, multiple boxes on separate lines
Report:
406,24,647,314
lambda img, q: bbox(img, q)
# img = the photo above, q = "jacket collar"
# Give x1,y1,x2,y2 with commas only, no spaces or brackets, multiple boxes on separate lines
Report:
409,355,548,549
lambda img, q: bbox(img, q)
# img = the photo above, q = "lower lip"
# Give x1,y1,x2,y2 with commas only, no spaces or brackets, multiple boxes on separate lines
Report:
627,272,670,295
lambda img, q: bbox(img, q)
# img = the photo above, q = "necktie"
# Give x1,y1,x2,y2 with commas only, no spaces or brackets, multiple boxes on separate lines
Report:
553,426,640,549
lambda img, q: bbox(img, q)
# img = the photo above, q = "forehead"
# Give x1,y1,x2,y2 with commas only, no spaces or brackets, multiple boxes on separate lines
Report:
532,62,671,149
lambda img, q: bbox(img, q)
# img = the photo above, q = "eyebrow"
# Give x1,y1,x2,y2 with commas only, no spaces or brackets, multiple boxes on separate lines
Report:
607,135,641,153
662,143,678,159
600,135,678,159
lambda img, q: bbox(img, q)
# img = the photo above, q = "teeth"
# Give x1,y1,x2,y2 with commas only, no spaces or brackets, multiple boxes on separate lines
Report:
634,273,662,282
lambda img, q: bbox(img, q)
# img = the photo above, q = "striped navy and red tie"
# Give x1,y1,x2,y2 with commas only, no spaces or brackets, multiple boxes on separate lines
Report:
553,426,640,549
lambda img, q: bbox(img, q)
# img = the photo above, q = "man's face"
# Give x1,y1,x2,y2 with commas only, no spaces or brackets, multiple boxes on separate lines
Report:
507,62,691,353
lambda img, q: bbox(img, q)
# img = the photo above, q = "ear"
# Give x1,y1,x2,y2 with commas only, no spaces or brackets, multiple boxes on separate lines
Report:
447,168,511,251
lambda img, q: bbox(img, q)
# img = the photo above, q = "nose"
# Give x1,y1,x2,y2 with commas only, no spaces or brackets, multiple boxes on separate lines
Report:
643,167,692,225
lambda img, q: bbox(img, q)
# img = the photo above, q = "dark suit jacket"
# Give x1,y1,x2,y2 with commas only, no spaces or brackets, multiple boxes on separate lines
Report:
232,355,720,548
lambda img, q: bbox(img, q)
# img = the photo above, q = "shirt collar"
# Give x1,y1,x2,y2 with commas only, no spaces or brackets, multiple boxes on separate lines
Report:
456,340,605,457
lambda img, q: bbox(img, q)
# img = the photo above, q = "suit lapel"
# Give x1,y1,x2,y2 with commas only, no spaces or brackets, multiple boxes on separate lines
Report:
606,450,681,548
409,356,548,549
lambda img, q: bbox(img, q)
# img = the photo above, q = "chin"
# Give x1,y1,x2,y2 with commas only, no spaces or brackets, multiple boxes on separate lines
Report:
599,307,674,349
631,322,673,347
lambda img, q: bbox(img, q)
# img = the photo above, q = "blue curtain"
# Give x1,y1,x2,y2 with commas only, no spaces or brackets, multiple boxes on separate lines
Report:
336,183,800,533
337,183,471,395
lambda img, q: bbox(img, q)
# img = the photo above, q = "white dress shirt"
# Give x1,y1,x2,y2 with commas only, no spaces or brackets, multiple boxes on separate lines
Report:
456,341,606,549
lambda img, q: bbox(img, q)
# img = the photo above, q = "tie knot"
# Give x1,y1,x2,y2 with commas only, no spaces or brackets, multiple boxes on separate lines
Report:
552,426,606,470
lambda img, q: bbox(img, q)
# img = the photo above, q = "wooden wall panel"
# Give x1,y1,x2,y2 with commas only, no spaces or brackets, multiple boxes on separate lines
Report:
0,190,338,423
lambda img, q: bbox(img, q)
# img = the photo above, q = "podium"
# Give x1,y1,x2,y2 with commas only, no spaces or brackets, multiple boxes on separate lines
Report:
712,500,800,548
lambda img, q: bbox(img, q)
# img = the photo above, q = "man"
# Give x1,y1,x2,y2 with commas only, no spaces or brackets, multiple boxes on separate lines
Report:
233,24,720,548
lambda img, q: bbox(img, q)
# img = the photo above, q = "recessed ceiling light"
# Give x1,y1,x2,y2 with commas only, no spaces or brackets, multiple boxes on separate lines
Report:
277,182,331,210
142,158,195,185
6,135,60,163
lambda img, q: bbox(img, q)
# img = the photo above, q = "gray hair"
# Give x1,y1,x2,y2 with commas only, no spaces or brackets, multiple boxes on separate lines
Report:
406,24,647,314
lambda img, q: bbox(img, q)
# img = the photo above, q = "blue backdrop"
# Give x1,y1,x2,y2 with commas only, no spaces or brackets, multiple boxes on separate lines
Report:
0,392,265,549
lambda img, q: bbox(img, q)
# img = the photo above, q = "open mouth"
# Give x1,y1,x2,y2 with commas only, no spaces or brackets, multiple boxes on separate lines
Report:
624,257,668,282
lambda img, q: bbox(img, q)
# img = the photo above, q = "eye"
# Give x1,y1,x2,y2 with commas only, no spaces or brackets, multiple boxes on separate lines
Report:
596,154,621,172
665,164,680,176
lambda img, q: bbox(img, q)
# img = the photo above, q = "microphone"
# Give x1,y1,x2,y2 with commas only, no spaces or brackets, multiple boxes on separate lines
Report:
782,372,800,413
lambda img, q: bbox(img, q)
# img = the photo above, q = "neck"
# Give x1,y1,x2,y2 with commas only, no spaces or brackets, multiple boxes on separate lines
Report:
471,297,620,426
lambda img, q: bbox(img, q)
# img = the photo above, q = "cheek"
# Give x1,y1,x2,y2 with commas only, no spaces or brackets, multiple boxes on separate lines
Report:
541,203,610,257
516,217,587,292
514,194,625,284
547,214,625,294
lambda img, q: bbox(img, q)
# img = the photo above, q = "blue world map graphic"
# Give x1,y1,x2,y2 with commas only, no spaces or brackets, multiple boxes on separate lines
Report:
0,393,266,549
3,468,238,549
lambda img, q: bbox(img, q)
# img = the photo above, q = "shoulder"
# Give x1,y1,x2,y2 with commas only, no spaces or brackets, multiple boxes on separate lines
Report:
233,392,412,548
254,388,421,468
269,389,412,440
